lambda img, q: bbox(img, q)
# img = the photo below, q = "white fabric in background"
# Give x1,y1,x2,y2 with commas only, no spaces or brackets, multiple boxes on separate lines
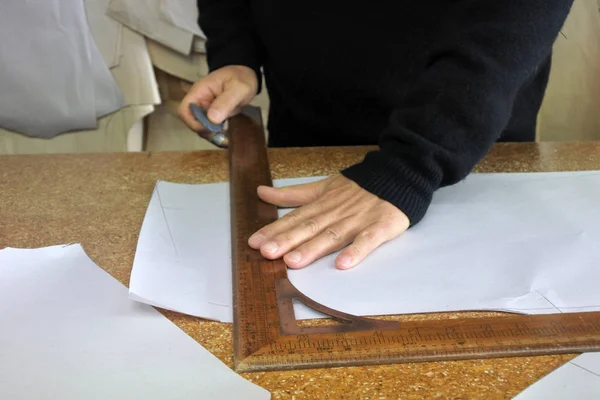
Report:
89,28,126,118
107,0,195,55
147,39,209,82
159,0,205,38
160,0,207,52
0,0,124,138
84,0,123,68
110,26,162,107
0,15,159,155
193,36,207,53
0,104,153,154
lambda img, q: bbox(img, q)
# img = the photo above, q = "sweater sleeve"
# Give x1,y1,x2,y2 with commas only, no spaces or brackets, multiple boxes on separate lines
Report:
341,0,573,225
196,0,264,91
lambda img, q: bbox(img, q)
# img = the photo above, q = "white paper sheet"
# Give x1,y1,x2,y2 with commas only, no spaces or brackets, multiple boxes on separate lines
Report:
130,181,233,321
0,0,124,138
107,0,195,55
129,171,600,322
513,353,600,399
571,352,600,375
0,244,269,400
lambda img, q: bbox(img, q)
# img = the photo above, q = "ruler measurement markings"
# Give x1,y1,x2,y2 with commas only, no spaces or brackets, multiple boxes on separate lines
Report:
228,107,600,372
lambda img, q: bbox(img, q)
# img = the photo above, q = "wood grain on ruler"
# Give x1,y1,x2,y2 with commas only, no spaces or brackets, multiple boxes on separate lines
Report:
227,106,600,373
228,106,285,362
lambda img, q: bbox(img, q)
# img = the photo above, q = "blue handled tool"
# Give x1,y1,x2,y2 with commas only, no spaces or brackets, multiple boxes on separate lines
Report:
189,103,228,147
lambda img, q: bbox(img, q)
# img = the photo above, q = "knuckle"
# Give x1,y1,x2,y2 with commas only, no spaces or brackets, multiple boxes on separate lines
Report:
302,219,320,234
360,230,378,244
238,80,253,92
378,221,398,235
289,212,302,223
314,198,328,213
275,189,288,202
324,228,342,242
380,209,400,222
379,207,407,226
362,224,393,243
312,185,324,200
348,244,362,257
269,235,286,246
282,211,302,224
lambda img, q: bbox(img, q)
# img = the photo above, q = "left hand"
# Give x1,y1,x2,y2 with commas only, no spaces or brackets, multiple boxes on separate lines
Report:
248,174,410,269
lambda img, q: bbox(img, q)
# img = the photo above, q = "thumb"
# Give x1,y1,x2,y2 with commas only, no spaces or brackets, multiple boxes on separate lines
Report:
257,180,326,207
207,82,252,124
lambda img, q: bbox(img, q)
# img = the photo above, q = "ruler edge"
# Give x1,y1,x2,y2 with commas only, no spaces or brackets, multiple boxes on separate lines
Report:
229,105,283,369
226,108,600,373
236,344,598,373
236,310,600,372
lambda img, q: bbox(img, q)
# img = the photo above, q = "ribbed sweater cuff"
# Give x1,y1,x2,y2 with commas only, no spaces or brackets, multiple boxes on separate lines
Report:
341,150,439,226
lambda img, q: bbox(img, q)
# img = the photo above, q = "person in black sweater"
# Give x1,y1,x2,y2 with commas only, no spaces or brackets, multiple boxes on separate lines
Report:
179,1,574,270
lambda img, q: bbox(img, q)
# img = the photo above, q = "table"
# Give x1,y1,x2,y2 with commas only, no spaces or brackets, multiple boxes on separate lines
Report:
2,142,599,399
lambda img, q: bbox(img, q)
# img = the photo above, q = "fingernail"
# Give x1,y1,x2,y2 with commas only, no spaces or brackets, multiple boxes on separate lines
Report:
286,251,302,263
337,255,354,268
248,234,265,247
262,241,279,254
207,109,223,122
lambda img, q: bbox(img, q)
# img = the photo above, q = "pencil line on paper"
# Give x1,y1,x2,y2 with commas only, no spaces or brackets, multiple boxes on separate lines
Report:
155,186,180,259
570,363,600,378
535,290,562,313
208,302,230,308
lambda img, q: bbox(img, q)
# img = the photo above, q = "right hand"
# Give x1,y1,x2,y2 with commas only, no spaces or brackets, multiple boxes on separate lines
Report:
177,65,258,143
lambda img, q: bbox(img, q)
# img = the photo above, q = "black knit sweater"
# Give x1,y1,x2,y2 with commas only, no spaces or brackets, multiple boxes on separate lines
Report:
196,1,573,225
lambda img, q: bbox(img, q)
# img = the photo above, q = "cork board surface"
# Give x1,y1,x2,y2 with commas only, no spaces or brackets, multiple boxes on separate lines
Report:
1,142,599,399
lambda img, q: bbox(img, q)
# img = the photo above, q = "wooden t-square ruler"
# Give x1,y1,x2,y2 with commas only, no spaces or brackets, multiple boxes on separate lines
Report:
227,107,600,373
